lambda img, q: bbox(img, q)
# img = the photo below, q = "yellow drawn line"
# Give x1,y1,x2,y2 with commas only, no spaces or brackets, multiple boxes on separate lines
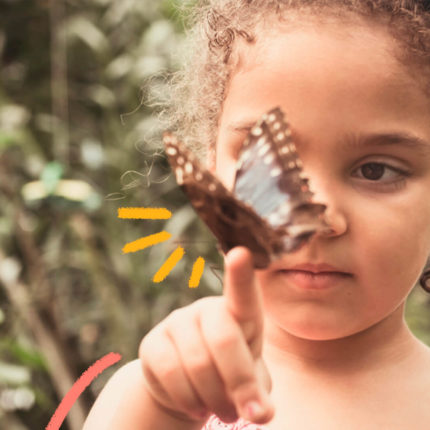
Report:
189,257,205,288
118,207,172,219
153,247,185,283
122,231,172,254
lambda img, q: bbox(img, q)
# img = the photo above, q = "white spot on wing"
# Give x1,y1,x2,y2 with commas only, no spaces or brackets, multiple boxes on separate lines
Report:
270,167,281,177
251,126,263,136
264,153,275,164
185,162,193,174
256,137,266,147
240,149,251,162
175,167,184,184
258,144,270,156
268,212,281,225
279,203,291,215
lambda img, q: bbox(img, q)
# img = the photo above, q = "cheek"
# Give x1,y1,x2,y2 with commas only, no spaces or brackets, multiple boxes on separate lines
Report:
352,190,430,292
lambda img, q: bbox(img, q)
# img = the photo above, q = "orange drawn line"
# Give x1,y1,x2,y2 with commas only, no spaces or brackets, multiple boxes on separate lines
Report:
118,207,172,219
153,247,185,283
188,257,205,288
122,231,172,254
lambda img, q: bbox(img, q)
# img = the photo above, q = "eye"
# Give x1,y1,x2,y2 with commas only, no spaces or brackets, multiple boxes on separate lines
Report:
358,162,390,180
351,161,410,190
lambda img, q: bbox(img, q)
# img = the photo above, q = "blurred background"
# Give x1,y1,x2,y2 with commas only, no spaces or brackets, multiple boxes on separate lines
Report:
0,0,428,429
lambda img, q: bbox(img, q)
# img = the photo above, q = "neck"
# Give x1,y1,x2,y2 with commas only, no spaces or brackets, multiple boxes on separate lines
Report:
263,303,421,377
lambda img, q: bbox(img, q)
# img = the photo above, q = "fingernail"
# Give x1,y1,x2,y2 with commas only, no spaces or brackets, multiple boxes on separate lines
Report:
243,400,265,421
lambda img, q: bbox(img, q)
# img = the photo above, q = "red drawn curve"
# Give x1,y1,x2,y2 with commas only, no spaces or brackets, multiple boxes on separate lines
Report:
46,352,122,430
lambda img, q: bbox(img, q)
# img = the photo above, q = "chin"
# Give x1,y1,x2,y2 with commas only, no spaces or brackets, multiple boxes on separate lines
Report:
286,325,346,341
271,311,359,341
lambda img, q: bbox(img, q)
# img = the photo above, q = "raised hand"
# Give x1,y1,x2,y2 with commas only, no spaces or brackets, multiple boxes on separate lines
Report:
139,246,274,425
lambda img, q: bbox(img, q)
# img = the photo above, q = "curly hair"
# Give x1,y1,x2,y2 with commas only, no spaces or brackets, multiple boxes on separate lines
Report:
155,0,430,161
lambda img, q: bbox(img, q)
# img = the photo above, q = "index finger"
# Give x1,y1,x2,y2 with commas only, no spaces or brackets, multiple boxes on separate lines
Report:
223,247,264,347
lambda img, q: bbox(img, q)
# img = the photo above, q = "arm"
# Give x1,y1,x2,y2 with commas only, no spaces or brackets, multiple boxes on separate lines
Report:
83,248,273,429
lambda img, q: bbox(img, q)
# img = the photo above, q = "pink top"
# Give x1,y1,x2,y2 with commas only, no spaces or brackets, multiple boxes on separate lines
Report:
202,415,268,429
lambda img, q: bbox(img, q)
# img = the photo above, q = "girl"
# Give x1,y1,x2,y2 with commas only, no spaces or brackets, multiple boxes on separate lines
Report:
83,1,430,428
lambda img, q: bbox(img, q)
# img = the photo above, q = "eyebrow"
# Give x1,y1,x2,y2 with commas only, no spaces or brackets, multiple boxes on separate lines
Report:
228,121,430,156
340,131,430,156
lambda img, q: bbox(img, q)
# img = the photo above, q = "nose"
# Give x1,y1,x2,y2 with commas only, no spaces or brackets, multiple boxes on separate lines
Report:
318,205,348,237
309,181,348,238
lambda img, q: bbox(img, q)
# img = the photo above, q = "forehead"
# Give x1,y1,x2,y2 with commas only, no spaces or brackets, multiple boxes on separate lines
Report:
219,22,430,145
236,21,397,76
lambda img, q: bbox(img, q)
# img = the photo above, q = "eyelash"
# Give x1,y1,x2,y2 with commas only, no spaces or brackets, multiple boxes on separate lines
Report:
351,161,410,191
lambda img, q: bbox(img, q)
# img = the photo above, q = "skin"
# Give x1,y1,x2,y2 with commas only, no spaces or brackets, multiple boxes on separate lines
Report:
217,21,430,355
83,20,430,430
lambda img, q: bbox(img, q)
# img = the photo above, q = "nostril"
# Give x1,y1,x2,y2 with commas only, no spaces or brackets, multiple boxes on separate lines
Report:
319,208,348,237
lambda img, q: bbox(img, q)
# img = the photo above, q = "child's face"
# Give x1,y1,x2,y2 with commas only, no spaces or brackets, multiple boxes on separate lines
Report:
214,23,430,340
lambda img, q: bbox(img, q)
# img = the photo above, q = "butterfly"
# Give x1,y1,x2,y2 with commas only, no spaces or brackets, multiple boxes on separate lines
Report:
163,107,328,269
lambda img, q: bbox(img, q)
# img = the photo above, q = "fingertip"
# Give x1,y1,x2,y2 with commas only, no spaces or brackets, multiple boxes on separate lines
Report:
241,397,274,424
225,247,255,289
225,247,253,269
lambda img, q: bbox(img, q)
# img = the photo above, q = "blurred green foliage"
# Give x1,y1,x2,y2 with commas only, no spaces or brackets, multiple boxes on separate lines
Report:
0,1,221,428
0,1,428,429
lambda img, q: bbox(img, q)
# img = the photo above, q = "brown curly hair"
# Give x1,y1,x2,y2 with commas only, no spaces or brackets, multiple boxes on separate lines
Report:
156,0,430,161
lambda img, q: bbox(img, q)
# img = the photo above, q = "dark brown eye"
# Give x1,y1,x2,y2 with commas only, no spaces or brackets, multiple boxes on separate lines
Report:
360,163,385,180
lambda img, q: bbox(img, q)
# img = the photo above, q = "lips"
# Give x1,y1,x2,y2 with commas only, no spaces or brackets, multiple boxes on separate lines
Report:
276,262,352,290
285,262,349,275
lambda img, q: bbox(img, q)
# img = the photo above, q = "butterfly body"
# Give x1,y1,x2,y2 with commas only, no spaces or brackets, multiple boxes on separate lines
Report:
163,107,327,268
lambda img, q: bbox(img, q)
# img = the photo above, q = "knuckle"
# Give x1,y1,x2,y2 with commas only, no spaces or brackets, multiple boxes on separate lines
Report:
139,326,162,358
226,373,256,394
157,362,180,381
211,331,238,350
140,359,157,386
178,395,204,416
229,379,259,404
186,355,210,375
138,333,152,358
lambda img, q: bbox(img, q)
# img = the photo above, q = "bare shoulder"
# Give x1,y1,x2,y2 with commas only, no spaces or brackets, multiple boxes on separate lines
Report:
83,360,148,430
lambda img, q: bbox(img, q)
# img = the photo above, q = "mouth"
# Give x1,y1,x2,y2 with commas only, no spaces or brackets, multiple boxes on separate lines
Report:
278,268,352,290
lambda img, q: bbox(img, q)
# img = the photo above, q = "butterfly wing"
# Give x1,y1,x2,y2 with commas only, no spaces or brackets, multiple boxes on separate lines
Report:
163,132,276,268
234,107,327,254
163,107,328,268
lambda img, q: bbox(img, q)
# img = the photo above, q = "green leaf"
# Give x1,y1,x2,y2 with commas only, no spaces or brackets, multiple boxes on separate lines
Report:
40,162,64,194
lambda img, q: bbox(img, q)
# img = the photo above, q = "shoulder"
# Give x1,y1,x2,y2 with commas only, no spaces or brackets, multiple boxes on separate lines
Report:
83,360,150,430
